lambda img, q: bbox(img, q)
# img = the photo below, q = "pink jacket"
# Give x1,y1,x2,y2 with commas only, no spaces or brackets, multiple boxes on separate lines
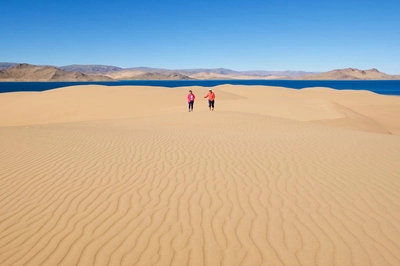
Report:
187,93,195,102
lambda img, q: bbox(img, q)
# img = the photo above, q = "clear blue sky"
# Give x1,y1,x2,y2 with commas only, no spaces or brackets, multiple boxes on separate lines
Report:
1,0,399,73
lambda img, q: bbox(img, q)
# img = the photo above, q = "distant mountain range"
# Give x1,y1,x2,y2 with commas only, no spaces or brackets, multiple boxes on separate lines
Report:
59,66,321,80
1,63,399,81
0,64,113,81
0,63,320,81
298,68,400,80
127,72,193,80
60,64,123,73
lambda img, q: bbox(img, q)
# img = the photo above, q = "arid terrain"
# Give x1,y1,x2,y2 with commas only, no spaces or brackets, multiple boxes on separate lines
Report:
1,85,400,265
0,64,113,82
298,68,400,80
2,63,399,81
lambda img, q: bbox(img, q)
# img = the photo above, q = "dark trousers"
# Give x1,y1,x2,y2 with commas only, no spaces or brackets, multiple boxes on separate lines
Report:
188,101,194,110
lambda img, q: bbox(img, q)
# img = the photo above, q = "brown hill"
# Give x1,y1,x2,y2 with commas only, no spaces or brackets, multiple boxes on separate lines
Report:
298,68,400,80
0,64,114,81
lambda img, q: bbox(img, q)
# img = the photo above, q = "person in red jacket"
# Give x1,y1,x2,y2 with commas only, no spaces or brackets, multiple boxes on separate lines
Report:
187,90,195,112
204,89,216,111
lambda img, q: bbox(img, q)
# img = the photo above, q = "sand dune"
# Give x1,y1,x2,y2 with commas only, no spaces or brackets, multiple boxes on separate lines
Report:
1,85,399,134
1,85,400,265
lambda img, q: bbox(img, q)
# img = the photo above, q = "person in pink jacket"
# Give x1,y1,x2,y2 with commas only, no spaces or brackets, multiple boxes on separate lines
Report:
187,90,195,112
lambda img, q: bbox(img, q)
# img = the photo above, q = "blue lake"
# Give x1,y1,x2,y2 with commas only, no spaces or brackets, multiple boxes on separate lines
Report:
1,80,400,96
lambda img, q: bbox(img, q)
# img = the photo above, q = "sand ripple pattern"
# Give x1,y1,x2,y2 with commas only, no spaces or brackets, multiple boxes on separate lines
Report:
1,112,400,266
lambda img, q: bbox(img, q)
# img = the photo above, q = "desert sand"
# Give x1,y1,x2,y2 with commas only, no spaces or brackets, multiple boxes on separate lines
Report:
0,85,400,266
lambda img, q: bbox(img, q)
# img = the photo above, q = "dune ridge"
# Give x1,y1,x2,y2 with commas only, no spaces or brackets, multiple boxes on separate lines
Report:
1,85,400,265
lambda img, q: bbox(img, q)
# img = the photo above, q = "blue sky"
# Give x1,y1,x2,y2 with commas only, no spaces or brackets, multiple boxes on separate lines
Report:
1,0,399,73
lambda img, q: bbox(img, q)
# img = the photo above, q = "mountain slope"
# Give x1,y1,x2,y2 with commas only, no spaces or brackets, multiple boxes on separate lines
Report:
0,64,113,81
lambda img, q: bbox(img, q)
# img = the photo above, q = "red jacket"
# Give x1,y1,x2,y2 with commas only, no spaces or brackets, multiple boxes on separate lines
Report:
204,92,215,100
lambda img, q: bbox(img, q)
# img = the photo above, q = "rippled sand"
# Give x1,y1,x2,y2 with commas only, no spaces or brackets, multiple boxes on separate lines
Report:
1,85,400,265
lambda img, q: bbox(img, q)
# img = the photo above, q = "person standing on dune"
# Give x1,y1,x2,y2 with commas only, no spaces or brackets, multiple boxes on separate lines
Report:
204,89,216,111
187,90,195,112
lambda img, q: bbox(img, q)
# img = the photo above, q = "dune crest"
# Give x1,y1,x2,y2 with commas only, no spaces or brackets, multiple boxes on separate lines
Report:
0,85,400,134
